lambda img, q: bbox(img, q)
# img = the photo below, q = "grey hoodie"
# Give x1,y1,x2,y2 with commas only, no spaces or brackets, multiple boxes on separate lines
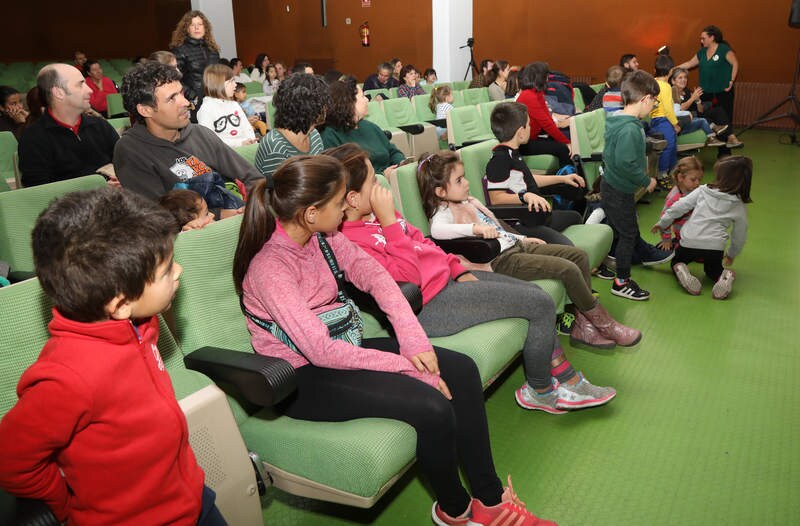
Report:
114,122,262,201
657,185,748,258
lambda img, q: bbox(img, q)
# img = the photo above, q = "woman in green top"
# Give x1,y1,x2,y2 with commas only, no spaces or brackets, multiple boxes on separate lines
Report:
319,76,406,175
677,25,741,148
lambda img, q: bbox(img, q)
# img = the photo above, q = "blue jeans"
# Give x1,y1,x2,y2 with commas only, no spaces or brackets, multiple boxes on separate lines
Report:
679,117,712,135
648,117,677,173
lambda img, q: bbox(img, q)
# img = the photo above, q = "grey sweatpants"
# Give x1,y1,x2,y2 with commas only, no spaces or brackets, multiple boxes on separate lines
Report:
416,271,556,390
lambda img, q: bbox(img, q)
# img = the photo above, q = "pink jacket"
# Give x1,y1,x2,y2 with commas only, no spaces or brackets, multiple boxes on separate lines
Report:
242,222,439,387
659,186,691,242
340,212,467,304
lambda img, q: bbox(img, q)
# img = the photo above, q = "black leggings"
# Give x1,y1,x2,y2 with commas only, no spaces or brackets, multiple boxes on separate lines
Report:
278,339,503,517
672,246,724,281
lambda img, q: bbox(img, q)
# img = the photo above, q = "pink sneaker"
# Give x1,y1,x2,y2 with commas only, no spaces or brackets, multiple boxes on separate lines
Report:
470,476,558,526
431,499,475,525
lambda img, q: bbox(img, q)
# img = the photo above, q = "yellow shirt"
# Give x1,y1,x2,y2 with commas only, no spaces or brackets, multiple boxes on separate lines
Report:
650,78,678,126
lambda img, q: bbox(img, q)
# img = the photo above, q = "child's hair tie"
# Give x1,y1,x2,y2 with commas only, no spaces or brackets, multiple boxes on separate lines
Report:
417,154,436,172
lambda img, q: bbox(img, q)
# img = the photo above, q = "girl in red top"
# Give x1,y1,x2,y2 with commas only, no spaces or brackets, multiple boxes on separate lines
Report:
516,62,572,168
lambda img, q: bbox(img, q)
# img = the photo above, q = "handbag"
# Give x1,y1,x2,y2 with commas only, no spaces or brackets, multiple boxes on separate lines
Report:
240,233,364,355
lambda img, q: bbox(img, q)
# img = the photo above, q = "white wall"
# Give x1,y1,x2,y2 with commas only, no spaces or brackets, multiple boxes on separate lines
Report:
191,0,238,59
431,0,473,82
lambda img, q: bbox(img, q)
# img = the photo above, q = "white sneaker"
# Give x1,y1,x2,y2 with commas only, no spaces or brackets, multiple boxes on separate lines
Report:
712,269,736,299
673,263,702,295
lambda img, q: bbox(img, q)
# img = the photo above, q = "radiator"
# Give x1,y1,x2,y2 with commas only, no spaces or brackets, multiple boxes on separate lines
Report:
733,82,798,129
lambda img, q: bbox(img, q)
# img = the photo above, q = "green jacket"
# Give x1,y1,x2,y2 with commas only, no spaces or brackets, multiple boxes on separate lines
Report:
320,119,405,174
603,114,649,194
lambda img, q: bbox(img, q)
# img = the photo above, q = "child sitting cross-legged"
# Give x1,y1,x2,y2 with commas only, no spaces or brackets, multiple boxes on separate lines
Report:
0,188,227,525
418,150,642,350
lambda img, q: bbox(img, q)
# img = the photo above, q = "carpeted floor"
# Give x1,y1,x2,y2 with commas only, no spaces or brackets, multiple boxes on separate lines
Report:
258,129,800,526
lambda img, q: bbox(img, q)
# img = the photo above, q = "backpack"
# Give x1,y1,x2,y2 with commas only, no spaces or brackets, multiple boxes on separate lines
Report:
545,71,575,115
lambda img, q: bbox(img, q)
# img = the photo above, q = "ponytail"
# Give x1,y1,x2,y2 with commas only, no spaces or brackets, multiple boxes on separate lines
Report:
233,156,347,294
233,178,276,294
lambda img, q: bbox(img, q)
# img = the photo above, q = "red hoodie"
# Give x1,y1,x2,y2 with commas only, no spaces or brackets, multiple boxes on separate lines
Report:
340,213,467,304
0,309,205,525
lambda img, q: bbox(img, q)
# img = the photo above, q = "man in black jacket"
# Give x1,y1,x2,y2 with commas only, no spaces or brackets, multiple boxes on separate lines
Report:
18,64,119,187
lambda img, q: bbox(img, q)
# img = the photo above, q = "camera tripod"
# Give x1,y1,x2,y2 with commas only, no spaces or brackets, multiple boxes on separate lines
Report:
738,45,800,143
460,38,478,81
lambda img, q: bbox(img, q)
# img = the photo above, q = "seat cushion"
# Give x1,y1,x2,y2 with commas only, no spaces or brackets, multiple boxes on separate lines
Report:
562,223,613,269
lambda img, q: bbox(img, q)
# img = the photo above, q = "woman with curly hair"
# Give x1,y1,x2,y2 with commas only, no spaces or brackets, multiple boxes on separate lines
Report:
170,10,220,106
319,77,406,175
254,73,330,178
397,64,425,99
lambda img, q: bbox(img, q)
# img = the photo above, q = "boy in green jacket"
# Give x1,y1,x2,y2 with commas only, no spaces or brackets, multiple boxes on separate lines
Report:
601,71,664,301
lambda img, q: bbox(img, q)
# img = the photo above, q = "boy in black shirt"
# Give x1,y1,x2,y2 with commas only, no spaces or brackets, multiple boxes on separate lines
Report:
485,102,585,244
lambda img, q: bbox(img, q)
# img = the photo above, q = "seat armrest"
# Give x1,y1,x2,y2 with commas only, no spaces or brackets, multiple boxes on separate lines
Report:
0,490,59,526
427,118,447,128
432,237,501,263
346,281,423,317
184,347,296,407
398,124,424,135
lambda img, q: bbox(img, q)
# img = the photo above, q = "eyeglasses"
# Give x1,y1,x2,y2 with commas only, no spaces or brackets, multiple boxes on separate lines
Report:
643,95,660,109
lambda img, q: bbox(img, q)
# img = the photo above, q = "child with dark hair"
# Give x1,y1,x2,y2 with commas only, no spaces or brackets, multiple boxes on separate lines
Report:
603,70,671,301
160,188,216,231
0,187,226,525
516,62,571,168
233,82,268,137
485,101,585,244
653,155,751,299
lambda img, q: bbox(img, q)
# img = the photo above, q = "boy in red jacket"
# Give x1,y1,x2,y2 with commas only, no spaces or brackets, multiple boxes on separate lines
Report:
0,188,226,525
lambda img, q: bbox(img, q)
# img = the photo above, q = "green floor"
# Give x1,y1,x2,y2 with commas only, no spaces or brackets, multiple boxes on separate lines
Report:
259,130,800,525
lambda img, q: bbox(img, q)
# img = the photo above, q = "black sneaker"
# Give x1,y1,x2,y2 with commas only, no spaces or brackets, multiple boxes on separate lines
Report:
641,245,674,266
594,264,616,280
611,279,650,301
556,312,576,335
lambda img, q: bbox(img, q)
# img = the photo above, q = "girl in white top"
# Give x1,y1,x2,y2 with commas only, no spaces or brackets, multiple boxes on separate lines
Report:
428,85,454,140
262,64,280,96
197,64,257,148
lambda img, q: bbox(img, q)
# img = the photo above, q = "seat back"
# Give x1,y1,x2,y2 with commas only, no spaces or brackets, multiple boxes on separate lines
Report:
387,162,431,235
234,142,260,165
106,93,126,117
362,102,413,158
477,100,503,131
413,94,436,122
452,80,471,91
244,81,264,96
106,117,131,135
457,139,500,204
446,105,494,148
462,87,490,106
364,88,390,101
569,109,606,188
450,89,466,107
0,175,107,273
572,88,586,113
381,97,418,127
0,131,18,189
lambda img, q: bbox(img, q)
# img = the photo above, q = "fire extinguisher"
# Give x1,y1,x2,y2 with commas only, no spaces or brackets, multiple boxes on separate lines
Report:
359,22,370,47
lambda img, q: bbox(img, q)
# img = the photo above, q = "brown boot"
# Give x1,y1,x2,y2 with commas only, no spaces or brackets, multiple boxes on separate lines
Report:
582,303,642,347
570,311,616,349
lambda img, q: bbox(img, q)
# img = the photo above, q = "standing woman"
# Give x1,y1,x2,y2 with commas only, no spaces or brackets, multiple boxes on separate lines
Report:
677,25,742,150
170,10,220,110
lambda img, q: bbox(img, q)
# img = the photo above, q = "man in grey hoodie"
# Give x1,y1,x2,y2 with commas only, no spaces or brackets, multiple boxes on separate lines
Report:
114,61,262,207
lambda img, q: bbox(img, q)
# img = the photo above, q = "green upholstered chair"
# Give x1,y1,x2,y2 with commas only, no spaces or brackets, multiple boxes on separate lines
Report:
676,128,709,152
362,101,412,158
572,88,586,113
461,87,490,106
452,80,471,91
265,100,277,128
477,100,503,130
445,105,494,149
569,108,607,189
413,94,437,122
0,131,18,189
457,140,613,271
0,278,262,525
243,81,264,97
234,142,260,165
171,216,419,507
364,88,391,101
590,82,605,93
105,93,126,118
106,117,131,135
0,175,107,276
381,97,439,156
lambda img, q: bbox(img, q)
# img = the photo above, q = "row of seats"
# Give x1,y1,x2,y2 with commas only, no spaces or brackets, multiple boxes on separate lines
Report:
0,143,613,519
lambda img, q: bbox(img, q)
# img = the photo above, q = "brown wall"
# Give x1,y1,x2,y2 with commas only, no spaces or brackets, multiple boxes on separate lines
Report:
0,0,190,63
473,0,797,85
233,0,433,81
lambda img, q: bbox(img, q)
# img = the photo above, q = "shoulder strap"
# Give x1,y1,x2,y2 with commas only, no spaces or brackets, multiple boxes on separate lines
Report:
316,233,349,304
